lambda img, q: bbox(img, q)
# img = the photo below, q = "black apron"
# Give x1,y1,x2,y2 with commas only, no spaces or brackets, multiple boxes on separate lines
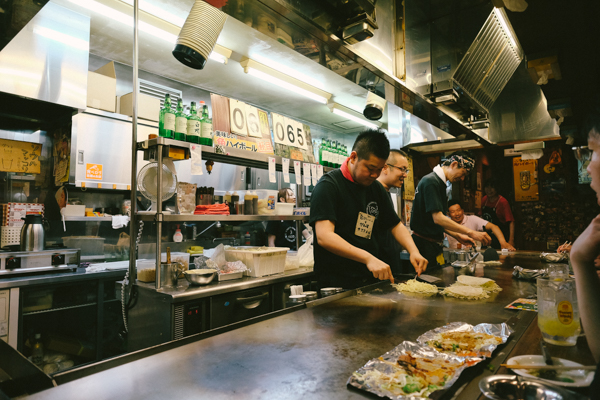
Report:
481,200,510,249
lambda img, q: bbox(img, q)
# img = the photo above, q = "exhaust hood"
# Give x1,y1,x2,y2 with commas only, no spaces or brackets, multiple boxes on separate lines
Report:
0,2,89,124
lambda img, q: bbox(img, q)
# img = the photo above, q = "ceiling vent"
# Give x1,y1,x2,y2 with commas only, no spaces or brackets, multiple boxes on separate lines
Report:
139,79,183,109
452,8,524,112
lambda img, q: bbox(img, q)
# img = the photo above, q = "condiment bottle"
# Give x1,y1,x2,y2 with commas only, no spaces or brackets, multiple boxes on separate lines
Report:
244,192,253,215
230,192,239,215
251,191,259,215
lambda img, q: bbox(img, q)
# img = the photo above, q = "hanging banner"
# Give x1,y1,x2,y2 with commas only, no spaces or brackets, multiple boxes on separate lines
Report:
0,139,42,174
513,157,539,201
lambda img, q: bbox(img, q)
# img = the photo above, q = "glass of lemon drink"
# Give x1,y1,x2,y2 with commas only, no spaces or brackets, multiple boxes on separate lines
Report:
537,276,580,346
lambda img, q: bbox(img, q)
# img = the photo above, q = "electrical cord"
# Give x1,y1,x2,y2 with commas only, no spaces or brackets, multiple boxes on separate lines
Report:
121,221,144,333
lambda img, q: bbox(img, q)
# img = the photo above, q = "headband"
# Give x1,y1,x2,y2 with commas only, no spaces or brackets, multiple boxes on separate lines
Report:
446,154,475,171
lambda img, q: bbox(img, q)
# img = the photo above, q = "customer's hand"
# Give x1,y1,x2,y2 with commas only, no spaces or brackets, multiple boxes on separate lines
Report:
469,230,492,246
456,233,475,246
557,243,572,253
365,256,394,284
409,252,428,276
501,241,516,251
571,215,600,266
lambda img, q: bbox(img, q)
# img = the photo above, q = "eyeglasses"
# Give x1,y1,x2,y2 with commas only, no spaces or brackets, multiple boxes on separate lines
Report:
386,164,410,174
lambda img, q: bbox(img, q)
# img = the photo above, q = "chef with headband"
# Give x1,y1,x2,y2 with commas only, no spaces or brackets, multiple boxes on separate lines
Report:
410,151,491,270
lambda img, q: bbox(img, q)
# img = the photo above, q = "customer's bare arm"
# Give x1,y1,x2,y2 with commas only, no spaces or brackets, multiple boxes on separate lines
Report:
508,220,515,246
484,222,516,251
432,211,491,245
314,220,394,283
268,235,276,247
570,215,600,362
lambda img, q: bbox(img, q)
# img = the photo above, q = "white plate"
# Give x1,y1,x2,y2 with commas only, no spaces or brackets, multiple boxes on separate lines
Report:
506,355,595,387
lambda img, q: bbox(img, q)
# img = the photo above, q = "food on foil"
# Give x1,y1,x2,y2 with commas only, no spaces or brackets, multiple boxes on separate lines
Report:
456,275,502,293
482,260,502,266
348,342,468,399
424,331,502,358
512,265,547,280
540,252,567,263
417,322,512,359
392,279,438,295
441,284,489,300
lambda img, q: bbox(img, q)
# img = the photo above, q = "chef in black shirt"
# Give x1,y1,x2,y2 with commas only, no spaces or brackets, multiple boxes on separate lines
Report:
410,151,491,269
310,130,427,289
375,149,410,275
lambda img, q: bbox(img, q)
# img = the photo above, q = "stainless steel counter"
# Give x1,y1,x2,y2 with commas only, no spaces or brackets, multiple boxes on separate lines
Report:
137,268,315,302
25,252,569,400
0,269,127,289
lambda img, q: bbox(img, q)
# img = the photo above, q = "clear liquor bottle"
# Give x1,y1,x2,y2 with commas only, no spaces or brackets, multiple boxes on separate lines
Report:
186,101,202,144
158,94,175,139
174,99,187,141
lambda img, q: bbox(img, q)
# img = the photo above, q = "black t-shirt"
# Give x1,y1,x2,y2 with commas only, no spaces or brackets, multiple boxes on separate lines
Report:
266,220,306,250
410,171,447,241
309,169,401,288
377,192,402,274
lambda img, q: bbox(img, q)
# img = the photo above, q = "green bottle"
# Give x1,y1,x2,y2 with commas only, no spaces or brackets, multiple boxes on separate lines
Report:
318,138,325,166
158,94,175,139
325,139,332,167
200,102,213,146
174,99,187,141
186,102,202,144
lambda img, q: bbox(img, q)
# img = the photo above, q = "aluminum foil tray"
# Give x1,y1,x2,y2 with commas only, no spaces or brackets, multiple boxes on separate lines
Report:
512,265,547,280
347,341,469,399
417,322,513,360
539,252,567,263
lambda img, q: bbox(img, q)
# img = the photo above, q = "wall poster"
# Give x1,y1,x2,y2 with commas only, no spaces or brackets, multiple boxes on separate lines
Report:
513,157,539,201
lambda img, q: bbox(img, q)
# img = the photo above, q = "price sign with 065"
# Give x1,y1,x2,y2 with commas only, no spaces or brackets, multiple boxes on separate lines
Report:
272,113,307,150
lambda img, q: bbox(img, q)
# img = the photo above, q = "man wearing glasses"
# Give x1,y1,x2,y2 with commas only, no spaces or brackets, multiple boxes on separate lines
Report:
410,151,491,270
310,130,427,289
376,150,410,274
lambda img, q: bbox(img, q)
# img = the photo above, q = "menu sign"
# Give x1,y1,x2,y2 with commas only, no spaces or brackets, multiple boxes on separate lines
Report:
0,139,42,174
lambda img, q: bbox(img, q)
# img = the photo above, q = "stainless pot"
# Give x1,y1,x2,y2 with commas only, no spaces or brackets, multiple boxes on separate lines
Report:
20,214,45,251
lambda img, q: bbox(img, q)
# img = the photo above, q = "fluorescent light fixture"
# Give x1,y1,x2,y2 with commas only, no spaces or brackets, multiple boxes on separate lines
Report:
493,7,517,48
33,26,89,51
252,54,323,88
121,0,186,27
210,44,232,64
328,102,381,129
240,58,331,104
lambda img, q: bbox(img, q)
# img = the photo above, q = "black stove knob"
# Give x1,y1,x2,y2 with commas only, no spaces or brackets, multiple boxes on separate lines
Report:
7,257,21,269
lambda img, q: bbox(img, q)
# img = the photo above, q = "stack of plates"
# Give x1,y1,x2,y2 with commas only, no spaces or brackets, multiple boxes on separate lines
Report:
177,0,227,60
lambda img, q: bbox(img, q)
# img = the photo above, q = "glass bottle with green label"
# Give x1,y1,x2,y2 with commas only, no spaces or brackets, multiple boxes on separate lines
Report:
333,140,340,168
174,99,187,141
159,94,175,139
186,101,202,144
322,139,330,167
200,102,213,146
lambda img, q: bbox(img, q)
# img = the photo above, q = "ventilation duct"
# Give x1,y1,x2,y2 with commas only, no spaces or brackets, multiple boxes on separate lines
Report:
451,8,524,112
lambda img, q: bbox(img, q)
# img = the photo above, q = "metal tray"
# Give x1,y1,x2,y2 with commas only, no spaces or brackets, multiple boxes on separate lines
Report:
217,271,244,281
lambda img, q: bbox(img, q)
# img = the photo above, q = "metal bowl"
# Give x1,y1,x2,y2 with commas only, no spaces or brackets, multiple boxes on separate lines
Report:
183,269,217,286
479,375,587,400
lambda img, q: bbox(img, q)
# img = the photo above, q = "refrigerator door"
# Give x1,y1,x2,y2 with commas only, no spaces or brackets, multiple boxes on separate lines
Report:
69,111,158,189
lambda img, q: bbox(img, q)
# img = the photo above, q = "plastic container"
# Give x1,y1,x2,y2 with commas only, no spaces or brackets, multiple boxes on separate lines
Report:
255,190,278,214
62,236,105,256
285,250,299,270
293,207,310,216
244,193,253,215
224,246,289,277
275,202,294,216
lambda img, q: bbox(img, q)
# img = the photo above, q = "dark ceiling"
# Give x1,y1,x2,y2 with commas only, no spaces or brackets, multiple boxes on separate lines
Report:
506,0,600,141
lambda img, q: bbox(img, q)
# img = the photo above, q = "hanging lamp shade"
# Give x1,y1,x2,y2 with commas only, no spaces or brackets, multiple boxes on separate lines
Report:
172,0,227,70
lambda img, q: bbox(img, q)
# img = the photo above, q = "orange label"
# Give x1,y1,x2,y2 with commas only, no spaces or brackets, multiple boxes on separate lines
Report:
557,300,573,325
86,163,103,180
